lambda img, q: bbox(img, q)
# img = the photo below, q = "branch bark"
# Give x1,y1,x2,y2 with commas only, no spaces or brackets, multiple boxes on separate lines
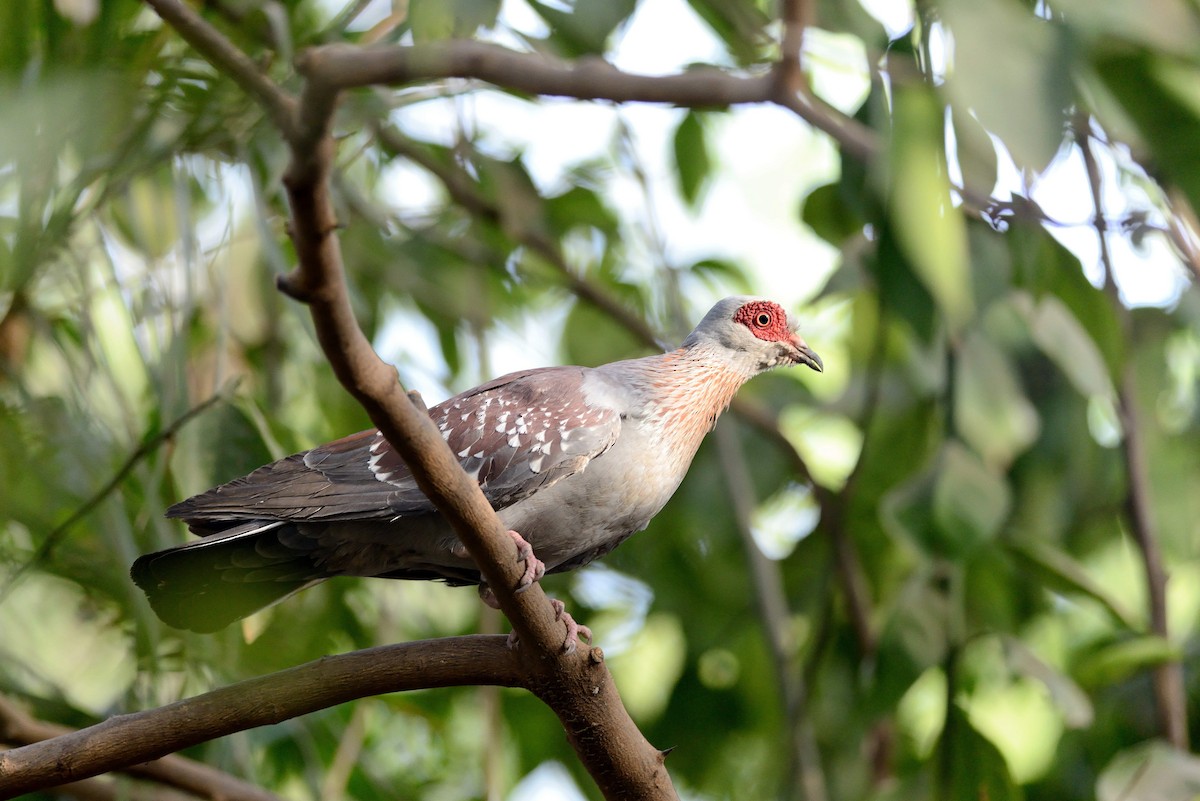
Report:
0,637,520,798
129,2,679,798
0,696,281,801
1078,116,1188,750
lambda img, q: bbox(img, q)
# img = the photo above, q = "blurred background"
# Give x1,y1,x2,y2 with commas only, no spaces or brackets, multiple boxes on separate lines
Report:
2,0,1199,798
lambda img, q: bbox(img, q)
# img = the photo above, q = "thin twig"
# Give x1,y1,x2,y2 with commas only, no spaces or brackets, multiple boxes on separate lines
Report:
1078,115,1188,749
143,0,296,134
775,0,810,97
0,386,234,603
714,424,828,801
373,125,663,348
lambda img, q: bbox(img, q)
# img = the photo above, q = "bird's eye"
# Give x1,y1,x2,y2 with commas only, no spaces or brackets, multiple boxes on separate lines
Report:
755,312,772,326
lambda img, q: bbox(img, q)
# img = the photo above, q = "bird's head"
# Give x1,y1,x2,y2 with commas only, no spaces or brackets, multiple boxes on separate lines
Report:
683,296,823,374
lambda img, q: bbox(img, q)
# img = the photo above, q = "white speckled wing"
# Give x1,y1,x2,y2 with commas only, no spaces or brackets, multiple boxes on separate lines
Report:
167,366,623,530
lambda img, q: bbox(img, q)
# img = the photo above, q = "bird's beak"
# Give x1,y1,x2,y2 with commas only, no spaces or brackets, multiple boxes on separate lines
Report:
789,334,824,372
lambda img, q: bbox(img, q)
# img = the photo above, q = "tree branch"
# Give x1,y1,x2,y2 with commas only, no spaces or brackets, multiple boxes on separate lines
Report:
1078,116,1188,750
297,39,879,161
372,124,663,348
137,2,677,797
714,424,828,801
142,0,295,134
0,696,281,801
0,637,521,798
0,386,235,604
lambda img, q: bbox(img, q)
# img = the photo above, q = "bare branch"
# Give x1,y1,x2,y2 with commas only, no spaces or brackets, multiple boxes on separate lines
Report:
1078,115,1188,750
302,40,772,105
0,637,521,798
0,696,280,801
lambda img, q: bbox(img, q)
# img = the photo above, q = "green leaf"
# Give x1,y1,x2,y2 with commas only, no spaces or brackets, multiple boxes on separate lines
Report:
951,107,998,199
1005,540,1140,631
883,442,1009,558
673,110,711,208
889,84,973,332
941,0,1071,172
1098,742,1200,801
1075,635,1182,688
1096,50,1200,213
939,703,1022,801
932,442,1011,552
801,181,865,246
955,331,1039,467
529,0,638,57
409,0,500,41
1015,293,1115,399
1002,636,1095,729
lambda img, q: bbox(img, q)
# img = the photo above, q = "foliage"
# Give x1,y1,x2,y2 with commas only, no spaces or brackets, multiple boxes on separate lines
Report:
2,0,1200,799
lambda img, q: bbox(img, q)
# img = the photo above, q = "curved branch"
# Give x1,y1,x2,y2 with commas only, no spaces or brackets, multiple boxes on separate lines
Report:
0,637,520,798
0,695,279,801
301,40,773,105
297,40,878,160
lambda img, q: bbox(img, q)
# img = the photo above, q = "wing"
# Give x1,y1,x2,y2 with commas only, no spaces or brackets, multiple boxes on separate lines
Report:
168,366,622,533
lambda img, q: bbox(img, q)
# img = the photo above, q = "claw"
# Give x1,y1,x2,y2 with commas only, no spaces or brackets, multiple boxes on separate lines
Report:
507,530,546,592
550,598,593,654
501,598,592,653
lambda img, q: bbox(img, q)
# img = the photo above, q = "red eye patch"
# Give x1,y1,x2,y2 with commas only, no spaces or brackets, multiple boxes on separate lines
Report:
733,300,791,342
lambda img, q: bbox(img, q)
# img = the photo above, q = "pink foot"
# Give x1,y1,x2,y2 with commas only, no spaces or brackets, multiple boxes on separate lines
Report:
475,529,546,609
503,600,592,653
507,530,546,592
550,598,593,654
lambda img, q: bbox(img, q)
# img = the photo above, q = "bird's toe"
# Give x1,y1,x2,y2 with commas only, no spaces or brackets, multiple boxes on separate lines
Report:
507,529,546,592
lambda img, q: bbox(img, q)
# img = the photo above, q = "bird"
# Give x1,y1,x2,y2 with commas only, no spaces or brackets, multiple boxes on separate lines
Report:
132,296,822,639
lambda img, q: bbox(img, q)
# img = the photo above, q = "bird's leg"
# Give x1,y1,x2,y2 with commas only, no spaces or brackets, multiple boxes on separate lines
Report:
462,529,545,603
463,531,589,654
498,597,592,653
506,529,547,591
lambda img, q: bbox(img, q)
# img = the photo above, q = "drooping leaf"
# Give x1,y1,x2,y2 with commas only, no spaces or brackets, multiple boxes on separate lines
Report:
529,0,638,57
1097,742,1200,801
941,0,1072,173
888,84,973,332
673,110,712,208
939,703,1023,801
955,331,1040,467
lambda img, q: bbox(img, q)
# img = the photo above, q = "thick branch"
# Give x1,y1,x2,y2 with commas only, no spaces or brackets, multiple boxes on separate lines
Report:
0,695,280,801
0,637,520,798
298,40,878,161
302,40,772,104
1079,117,1188,749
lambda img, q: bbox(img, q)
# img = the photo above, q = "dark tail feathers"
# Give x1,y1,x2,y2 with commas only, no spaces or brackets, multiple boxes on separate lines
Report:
131,521,325,633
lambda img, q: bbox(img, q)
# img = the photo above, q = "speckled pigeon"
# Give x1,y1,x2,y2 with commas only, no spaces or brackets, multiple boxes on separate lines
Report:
132,296,822,635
